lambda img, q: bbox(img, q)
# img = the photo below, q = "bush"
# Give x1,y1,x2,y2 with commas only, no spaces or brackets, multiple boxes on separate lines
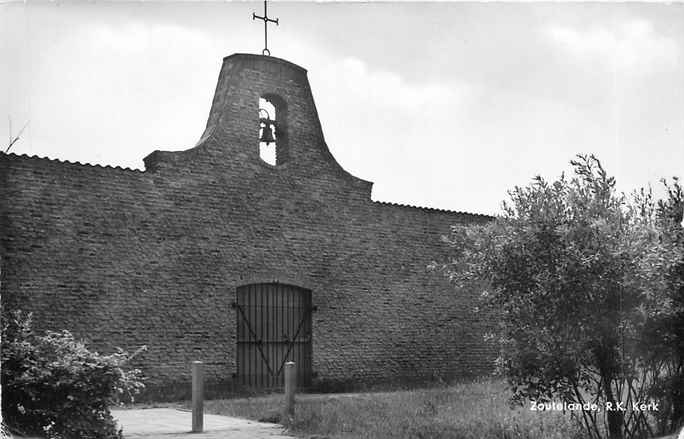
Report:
1,311,145,438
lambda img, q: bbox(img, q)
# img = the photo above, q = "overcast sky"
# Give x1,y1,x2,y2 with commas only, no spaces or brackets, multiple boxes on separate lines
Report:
2,2,683,215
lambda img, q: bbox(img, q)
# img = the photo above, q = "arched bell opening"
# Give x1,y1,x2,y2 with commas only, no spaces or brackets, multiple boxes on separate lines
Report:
258,94,288,166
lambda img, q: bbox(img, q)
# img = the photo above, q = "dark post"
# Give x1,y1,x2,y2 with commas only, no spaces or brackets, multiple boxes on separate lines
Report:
283,361,296,417
192,361,204,433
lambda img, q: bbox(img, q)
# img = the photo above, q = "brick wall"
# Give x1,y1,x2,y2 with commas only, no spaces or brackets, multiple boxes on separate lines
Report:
0,53,495,399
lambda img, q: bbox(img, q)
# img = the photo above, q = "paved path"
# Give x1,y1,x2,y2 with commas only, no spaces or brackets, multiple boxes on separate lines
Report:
112,408,294,439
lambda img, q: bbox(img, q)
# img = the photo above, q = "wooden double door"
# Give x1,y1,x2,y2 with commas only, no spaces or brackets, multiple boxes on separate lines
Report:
234,283,313,389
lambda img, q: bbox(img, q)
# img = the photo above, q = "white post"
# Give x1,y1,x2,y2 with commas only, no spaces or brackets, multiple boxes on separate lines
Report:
283,361,296,417
192,361,204,433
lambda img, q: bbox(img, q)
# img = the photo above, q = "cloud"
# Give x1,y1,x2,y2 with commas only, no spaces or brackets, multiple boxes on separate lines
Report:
305,53,478,183
309,53,476,146
319,57,470,114
23,20,223,167
545,19,679,73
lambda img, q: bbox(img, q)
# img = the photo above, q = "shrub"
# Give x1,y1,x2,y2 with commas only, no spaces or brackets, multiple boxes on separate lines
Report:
1,311,145,438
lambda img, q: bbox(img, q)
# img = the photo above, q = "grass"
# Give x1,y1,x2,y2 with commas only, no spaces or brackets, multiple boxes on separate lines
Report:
198,379,585,439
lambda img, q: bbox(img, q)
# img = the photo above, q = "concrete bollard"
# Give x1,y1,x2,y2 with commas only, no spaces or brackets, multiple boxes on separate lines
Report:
192,361,204,433
283,361,296,417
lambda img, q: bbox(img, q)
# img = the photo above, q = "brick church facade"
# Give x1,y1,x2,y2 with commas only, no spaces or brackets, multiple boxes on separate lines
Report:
0,53,493,399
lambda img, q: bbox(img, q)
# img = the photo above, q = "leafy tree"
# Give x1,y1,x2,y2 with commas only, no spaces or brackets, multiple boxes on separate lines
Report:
636,178,684,434
437,155,683,439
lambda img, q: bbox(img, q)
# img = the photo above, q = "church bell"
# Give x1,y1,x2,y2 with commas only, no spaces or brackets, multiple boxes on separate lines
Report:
259,109,277,145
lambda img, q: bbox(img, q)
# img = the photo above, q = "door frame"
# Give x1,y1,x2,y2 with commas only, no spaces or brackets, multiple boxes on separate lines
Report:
232,282,314,389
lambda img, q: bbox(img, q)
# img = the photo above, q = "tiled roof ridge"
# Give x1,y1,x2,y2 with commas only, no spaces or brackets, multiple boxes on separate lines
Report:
1,152,144,173
372,200,493,219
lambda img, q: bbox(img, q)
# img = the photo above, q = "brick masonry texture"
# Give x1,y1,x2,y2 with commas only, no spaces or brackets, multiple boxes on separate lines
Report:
0,53,495,400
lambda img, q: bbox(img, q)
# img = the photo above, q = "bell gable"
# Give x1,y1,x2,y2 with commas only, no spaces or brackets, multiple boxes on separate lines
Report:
143,54,373,201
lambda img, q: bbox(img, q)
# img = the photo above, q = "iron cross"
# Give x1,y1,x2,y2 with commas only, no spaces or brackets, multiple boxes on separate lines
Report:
253,0,279,56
